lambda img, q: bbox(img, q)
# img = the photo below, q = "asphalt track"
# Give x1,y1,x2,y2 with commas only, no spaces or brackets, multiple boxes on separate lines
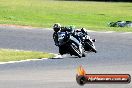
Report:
0,26,132,88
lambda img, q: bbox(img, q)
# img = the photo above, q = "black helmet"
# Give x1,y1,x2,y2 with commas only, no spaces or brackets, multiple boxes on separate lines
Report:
53,23,61,32
69,25,75,33
81,28,87,33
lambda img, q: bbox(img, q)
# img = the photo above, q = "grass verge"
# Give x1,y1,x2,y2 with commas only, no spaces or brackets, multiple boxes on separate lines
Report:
0,0,132,32
0,49,54,62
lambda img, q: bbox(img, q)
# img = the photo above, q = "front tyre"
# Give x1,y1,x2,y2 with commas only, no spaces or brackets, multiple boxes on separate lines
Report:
70,43,82,58
85,42,97,53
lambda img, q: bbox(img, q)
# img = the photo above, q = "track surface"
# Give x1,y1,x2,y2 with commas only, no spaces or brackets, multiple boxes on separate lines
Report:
0,26,132,88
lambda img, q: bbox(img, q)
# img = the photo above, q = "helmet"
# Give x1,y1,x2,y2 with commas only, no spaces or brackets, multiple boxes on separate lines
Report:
69,25,75,33
81,28,88,35
69,25,75,29
81,28,87,33
53,23,61,32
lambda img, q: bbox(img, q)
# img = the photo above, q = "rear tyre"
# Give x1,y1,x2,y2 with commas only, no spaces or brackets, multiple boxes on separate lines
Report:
82,53,86,57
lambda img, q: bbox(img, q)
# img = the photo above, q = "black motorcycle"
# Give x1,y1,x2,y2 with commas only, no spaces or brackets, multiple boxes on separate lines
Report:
76,31,97,53
57,31,85,58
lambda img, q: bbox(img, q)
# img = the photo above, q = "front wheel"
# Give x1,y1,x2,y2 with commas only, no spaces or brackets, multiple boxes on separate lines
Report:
85,42,97,53
70,43,82,58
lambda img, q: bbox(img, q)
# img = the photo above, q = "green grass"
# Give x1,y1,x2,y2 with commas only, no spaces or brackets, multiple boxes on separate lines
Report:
0,0,132,32
0,49,54,62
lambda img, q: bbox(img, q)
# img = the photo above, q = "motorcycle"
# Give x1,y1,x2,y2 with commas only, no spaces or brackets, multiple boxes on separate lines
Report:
57,31,85,58
76,31,97,53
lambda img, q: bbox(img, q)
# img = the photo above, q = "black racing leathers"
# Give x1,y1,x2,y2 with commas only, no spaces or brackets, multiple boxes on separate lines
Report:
53,32,59,46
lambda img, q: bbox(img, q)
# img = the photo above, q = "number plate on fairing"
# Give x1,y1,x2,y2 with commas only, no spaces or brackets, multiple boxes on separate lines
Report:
58,32,65,40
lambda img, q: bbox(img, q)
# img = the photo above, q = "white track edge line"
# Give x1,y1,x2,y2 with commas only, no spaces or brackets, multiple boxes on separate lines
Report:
0,53,61,65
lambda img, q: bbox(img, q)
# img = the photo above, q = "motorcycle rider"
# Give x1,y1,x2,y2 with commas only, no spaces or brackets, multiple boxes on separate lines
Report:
53,23,86,56
53,23,89,46
53,23,61,46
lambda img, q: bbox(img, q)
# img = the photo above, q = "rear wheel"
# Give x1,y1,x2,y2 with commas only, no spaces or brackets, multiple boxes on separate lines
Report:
82,53,86,57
